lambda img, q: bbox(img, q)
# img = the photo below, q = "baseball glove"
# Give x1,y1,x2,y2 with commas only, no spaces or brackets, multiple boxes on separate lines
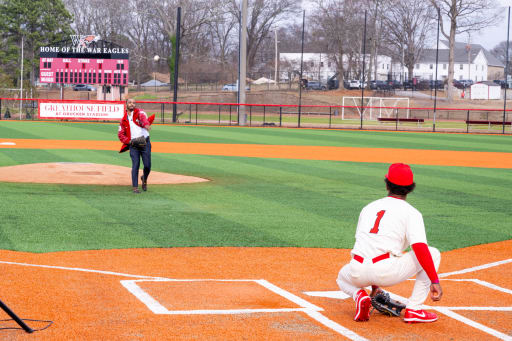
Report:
130,136,146,150
371,291,406,317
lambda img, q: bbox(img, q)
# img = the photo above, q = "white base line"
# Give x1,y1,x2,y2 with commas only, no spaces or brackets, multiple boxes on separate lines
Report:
439,259,512,278
434,307,512,341
255,279,322,311
432,307,512,311
304,310,369,341
440,278,512,295
0,260,366,340
0,260,161,279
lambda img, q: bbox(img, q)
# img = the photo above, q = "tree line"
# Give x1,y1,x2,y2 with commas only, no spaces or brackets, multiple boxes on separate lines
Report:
0,0,509,99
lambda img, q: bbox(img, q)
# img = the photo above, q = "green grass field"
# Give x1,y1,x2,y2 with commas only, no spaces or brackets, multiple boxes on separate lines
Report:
0,121,511,253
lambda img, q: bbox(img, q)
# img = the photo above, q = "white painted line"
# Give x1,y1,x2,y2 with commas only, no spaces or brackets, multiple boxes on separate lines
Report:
0,142,16,146
255,279,323,311
439,259,512,278
433,306,512,311
120,280,168,314
304,310,369,341
471,279,512,295
0,260,163,279
154,308,310,315
435,278,512,294
434,307,512,341
303,291,351,299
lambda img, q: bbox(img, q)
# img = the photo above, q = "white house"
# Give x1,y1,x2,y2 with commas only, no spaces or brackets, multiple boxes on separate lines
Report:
393,40,504,83
279,52,392,82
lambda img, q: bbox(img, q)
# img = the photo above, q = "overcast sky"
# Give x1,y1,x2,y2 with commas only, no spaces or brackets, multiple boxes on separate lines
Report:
301,0,512,51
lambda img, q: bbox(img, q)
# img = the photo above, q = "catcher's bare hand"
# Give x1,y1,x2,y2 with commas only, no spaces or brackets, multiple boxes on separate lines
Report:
430,283,443,301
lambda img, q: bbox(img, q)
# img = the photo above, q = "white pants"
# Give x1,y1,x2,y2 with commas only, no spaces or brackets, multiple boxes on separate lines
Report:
337,247,441,309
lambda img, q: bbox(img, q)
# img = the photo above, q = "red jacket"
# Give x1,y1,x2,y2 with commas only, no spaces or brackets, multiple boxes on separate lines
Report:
118,108,155,153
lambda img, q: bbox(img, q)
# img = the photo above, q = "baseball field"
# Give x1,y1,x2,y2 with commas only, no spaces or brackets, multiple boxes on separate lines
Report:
0,120,511,340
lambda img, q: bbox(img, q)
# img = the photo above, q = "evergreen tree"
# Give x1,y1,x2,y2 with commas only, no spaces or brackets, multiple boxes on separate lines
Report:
0,0,73,86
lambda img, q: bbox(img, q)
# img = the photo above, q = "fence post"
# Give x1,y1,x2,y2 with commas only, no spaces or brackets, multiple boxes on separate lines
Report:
395,108,398,131
466,110,469,133
161,103,164,123
195,103,198,125
218,105,221,125
229,105,232,126
279,107,282,127
329,106,332,128
189,103,192,123
263,105,266,125
249,105,252,126
0,98,2,120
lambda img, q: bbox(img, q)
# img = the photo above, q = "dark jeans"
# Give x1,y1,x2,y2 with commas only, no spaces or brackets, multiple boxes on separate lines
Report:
129,137,151,188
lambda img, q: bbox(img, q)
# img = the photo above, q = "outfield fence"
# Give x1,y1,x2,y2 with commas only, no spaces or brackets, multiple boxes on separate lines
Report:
1,97,511,134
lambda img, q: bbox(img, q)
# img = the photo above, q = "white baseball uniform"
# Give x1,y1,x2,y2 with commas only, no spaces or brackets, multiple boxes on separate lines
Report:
337,196,441,309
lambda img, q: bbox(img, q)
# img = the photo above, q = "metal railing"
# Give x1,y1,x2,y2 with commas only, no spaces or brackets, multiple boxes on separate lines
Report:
1,97,511,135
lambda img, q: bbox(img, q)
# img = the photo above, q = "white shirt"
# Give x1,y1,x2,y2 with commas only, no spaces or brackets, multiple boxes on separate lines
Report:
351,196,427,259
128,112,149,139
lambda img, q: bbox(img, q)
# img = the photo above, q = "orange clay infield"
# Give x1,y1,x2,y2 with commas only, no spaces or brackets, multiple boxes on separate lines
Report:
0,138,511,340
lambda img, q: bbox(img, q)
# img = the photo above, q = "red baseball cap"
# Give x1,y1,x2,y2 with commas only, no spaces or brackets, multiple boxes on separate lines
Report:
385,163,414,186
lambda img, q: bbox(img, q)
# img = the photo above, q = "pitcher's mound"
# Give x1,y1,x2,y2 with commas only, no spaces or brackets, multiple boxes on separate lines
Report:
0,163,209,185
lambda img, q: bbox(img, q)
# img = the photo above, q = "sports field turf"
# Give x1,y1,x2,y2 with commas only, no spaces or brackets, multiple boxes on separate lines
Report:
0,121,510,253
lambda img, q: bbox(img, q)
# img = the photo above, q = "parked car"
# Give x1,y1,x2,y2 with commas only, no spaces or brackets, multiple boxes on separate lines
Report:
429,80,444,90
388,80,402,89
73,84,94,91
402,80,414,90
370,80,391,90
306,81,327,90
347,79,361,89
453,79,473,89
493,79,511,89
222,83,249,91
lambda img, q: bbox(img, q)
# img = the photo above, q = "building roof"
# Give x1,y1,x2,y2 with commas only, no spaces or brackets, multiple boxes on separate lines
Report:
440,40,504,67
418,48,483,64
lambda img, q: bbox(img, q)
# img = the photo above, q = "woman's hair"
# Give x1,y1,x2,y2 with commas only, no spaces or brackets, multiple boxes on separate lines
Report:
385,178,416,196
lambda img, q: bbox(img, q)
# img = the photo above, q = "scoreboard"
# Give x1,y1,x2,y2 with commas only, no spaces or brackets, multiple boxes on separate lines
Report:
39,40,129,85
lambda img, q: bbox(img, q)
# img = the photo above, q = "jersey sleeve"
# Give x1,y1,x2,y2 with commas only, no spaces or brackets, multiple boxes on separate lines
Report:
405,209,428,246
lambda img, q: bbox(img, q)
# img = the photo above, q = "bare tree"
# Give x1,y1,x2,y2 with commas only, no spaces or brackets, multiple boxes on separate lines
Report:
206,1,238,67
430,0,499,100
310,0,363,84
154,0,213,58
230,0,299,72
382,0,434,82
491,40,512,76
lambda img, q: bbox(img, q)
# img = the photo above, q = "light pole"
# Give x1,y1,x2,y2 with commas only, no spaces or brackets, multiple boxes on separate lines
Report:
153,55,160,94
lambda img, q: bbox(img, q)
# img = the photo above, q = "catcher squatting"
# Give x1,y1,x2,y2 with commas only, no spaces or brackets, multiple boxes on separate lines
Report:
337,163,443,323
118,98,155,194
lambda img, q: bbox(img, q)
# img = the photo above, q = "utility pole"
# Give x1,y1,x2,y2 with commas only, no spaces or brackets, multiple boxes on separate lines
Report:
503,6,510,134
466,33,471,82
239,0,248,126
433,8,440,133
19,35,24,120
172,7,181,123
274,28,278,89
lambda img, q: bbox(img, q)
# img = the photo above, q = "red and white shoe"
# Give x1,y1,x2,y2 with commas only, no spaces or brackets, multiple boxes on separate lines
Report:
404,308,438,323
354,289,371,321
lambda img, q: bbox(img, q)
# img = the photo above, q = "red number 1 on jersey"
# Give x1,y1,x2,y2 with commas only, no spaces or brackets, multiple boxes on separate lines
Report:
370,210,386,234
